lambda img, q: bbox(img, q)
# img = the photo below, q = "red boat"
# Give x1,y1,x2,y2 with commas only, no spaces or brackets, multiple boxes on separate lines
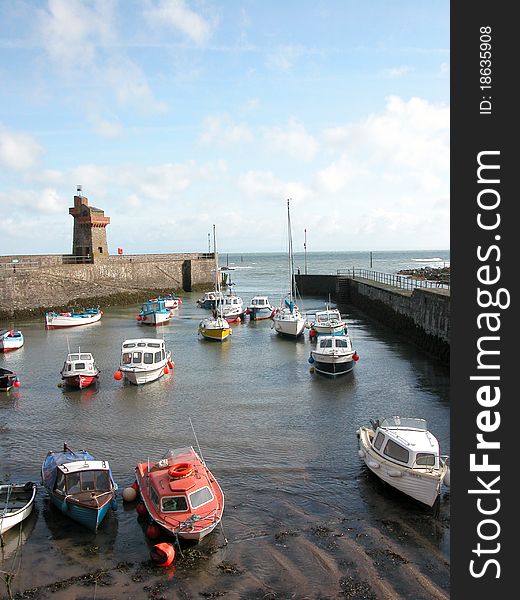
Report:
135,447,224,542
60,350,99,389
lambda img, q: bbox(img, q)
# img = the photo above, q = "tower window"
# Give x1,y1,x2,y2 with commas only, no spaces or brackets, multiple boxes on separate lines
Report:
98,247,103,253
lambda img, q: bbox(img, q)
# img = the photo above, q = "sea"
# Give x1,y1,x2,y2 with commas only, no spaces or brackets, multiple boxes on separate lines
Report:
0,250,450,599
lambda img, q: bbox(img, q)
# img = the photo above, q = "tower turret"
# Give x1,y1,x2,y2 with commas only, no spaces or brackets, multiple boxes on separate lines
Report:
69,186,110,261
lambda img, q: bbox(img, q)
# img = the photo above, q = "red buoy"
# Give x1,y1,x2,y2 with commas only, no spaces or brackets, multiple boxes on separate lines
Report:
136,502,148,517
114,370,123,381
13,380,21,388
353,353,359,362
151,543,175,566
136,315,142,321
163,366,169,375
167,359,174,369
131,481,139,491
146,523,161,539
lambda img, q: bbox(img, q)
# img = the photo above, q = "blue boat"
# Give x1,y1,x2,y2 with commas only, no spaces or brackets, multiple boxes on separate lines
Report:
136,300,171,326
41,444,118,532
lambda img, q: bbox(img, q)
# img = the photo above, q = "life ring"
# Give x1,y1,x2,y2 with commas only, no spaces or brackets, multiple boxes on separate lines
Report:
168,463,193,478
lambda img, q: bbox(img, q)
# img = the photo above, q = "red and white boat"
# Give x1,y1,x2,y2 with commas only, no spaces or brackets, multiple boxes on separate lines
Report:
61,350,99,389
0,329,24,352
135,446,224,542
45,307,102,329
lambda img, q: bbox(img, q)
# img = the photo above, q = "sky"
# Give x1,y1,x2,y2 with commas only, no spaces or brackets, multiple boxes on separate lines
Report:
0,0,449,255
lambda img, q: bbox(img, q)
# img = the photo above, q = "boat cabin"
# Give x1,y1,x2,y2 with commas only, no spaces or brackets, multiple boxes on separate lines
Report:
62,352,96,374
53,460,113,496
121,339,166,366
218,295,243,309
315,309,342,324
370,417,440,470
317,335,351,350
141,300,168,314
249,296,271,307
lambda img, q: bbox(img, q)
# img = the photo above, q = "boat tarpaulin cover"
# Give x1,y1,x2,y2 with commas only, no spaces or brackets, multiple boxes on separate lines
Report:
42,449,95,490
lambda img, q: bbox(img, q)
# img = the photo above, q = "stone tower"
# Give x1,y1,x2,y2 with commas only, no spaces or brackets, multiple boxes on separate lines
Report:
69,186,110,261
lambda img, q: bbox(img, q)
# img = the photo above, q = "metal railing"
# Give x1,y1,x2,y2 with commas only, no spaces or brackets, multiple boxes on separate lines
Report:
337,268,450,291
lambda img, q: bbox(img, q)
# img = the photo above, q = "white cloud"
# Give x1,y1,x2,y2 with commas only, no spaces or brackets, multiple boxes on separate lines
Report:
382,66,413,78
238,170,312,204
91,117,123,139
0,127,43,171
38,0,115,70
263,119,318,162
315,155,361,194
199,115,253,145
144,0,213,45
266,45,304,71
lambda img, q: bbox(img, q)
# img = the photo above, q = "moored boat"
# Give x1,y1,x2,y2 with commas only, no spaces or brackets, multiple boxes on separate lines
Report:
135,446,224,542
309,333,358,376
45,307,102,329
309,308,348,336
0,368,19,392
0,482,37,536
61,349,100,389
118,338,173,385
247,296,274,321
158,293,182,310
137,300,172,326
357,417,450,507
0,329,24,352
272,200,306,338
217,292,246,323
196,290,223,309
41,444,118,532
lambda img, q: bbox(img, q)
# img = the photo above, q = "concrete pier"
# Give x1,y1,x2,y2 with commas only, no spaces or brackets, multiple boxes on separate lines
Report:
295,273,450,364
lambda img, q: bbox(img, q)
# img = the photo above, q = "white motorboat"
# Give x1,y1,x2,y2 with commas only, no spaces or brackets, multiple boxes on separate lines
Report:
309,308,348,336
309,334,358,376
0,329,24,352
218,292,246,323
272,200,306,338
197,290,223,310
0,482,37,536
247,296,274,320
45,307,102,329
199,226,231,342
137,300,172,326
357,417,450,507
61,349,100,389
117,338,173,385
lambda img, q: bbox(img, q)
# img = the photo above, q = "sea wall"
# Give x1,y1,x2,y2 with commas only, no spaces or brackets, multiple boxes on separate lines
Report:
295,274,450,363
0,253,215,319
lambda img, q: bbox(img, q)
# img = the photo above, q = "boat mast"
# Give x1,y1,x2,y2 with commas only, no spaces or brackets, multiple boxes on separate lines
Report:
213,225,224,319
287,199,295,309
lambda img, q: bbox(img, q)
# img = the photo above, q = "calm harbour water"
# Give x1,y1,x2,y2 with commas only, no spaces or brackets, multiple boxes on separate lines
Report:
1,251,450,599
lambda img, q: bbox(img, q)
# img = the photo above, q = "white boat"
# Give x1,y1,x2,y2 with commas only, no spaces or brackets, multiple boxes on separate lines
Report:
309,334,357,376
309,308,348,336
0,482,37,536
357,417,450,507
61,349,100,389
272,200,306,338
118,338,173,385
199,226,231,342
0,329,24,352
45,307,102,329
247,296,274,320
218,292,246,323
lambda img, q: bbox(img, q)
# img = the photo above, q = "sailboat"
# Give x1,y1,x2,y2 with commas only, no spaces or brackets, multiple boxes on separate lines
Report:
198,225,232,341
272,200,306,338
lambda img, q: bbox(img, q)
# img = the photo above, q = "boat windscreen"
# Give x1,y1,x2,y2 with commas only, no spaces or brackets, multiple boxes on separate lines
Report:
380,417,428,430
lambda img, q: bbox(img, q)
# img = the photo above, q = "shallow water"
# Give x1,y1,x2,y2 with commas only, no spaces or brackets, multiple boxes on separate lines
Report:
0,253,449,599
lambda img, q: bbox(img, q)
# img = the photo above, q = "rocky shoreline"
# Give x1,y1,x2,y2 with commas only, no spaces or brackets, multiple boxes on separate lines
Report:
397,266,450,284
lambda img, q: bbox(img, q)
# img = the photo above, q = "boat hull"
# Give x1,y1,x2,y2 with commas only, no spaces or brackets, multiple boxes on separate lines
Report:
312,354,354,376
199,326,232,341
273,317,306,337
0,483,37,535
312,323,347,335
139,312,171,326
62,374,98,389
48,492,111,531
358,427,446,507
248,307,274,321
121,364,168,385
0,370,17,392
45,312,102,329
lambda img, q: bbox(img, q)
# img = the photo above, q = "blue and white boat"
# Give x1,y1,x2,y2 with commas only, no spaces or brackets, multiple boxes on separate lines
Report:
41,444,118,532
136,300,171,326
0,329,24,352
45,307,102,329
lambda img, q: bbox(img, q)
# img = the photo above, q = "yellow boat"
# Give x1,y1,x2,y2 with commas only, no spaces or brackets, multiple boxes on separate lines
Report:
198,316,232,341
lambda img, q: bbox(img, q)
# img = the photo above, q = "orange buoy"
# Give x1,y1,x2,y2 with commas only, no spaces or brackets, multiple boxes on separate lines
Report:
114,370,123,381
167,359,174,369
146,523,161,539
151,543,175,566
163,366,169,375
168,463,193,478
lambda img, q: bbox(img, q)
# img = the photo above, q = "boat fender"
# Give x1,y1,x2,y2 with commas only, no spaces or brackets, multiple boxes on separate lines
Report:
309,367,315,374
444,467,451,487
387,469,403,477
367,460,380,469
356,428,360,438
136,502,148,517
146,523,161,539
168,463,194,479
352,352,359,362
358,449,365,458
123,486,137,502
151,542,176,566
110,497,118,511
308,356,315,364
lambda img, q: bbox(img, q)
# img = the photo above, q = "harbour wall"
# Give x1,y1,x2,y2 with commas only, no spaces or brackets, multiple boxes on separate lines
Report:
295,274,450,364
0,253,215,319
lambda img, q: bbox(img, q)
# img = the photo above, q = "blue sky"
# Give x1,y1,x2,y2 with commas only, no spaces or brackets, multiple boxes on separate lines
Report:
0,0,449,254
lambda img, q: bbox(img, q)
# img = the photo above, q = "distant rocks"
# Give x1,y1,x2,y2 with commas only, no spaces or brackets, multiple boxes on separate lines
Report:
397,266,450,284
